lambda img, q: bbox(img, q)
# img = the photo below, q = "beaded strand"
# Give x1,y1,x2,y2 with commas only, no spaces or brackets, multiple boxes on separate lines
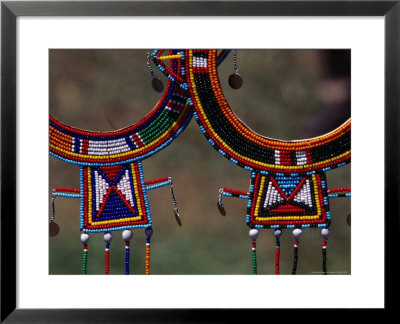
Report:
82,245,88,275
104,232,112,275
321,228,330,275
145,227,153,275
125,242,130,275
274,229,282,275
81,233,90,275
291,229,302,275
122,230,133,275
105,243,110,275
249,229,259,275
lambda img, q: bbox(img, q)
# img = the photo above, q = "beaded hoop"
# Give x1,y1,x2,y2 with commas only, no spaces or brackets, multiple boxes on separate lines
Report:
179,49,351,274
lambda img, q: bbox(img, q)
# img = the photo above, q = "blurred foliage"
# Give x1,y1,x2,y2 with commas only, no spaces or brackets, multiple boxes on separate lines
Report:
49,49,350,275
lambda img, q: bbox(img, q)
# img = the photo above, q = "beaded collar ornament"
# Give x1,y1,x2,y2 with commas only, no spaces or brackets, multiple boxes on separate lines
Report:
174,49,351,275
49,50,230,275
49,50,193,275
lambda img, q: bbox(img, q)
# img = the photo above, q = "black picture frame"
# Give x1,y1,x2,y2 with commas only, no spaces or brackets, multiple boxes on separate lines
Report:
1,0,398,322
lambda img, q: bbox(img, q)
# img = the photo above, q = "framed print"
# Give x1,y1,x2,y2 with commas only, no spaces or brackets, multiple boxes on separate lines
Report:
1,0,398,321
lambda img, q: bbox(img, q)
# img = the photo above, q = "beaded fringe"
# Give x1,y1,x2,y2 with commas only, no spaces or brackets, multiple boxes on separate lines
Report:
322,240,327,275
125,242,130,275
145,238,151,275
292,240,299,275
251,241,257,275
275,237,280,275
105,243,110,275
82,244,88,275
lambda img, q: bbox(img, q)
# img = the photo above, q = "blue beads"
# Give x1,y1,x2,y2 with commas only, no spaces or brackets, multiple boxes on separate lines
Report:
146,181,169,191
53,192,81,198
125,246,130,275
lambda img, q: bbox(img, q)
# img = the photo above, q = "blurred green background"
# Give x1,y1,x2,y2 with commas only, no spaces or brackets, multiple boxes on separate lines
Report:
49,49,351,275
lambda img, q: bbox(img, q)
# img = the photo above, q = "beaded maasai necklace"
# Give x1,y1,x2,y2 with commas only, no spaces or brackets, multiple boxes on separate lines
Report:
49,49,230,275
177,49,351,275
49,50,193,275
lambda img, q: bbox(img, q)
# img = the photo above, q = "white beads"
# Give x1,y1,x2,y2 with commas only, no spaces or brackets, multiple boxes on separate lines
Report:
292,228,303,239
273,229,282,238
104,232,113,243
249,228,259,241
122,230,133,242
321,228,330,240
80,233,90,244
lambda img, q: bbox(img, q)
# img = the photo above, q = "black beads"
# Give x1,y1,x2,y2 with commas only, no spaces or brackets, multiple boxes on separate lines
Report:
49,221,60,237
322,246,327,275
151,77,164,93
228,73,243,89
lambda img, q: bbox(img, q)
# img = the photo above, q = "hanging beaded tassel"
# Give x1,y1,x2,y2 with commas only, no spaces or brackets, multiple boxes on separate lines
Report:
147,52,164,93
321,228,330,275
145,227,153,275
249,229,259,274
104,232,113,275
292,229,302,275
274,229,282,275
80,233,90,275
122,230,133,275
228,49,243,89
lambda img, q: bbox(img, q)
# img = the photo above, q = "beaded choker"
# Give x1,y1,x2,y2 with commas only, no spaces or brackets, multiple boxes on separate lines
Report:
50,50,191,275
176,49,351,274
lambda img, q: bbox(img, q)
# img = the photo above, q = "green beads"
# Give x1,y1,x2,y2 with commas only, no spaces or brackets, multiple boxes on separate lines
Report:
82,249,88,275
252,249,257,275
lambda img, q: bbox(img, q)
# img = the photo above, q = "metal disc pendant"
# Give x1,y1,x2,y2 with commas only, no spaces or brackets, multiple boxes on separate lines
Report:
151,77,164,93
173,207,182,226
228,73,243,89
217,202,226,216
346,213,351,226
49,221,60,237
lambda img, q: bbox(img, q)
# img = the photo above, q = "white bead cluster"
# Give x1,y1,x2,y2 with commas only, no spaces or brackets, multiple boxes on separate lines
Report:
94,170,110,211
264,181,283,208
87,138,130,156
116,169,134,205
293,179,313,207
193,56,208,68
